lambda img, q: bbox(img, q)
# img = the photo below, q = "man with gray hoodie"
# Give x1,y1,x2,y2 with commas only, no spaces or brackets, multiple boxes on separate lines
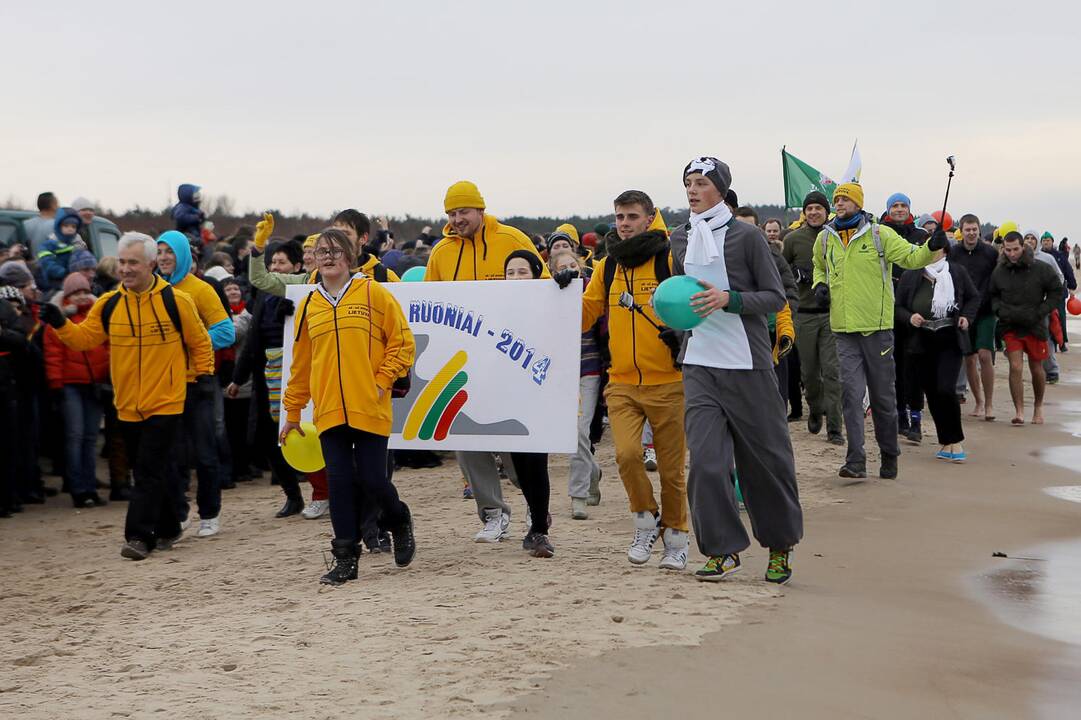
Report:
670,157,802,585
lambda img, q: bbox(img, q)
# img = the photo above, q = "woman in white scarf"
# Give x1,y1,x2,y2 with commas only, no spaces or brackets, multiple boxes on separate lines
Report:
896,255,979,464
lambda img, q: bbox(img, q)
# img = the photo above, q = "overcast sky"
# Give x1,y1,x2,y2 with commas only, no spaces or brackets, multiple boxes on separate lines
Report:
3,0,1078,235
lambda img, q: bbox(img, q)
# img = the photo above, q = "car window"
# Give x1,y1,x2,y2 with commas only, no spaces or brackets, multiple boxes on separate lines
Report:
96,226,120,258
0,219,19,247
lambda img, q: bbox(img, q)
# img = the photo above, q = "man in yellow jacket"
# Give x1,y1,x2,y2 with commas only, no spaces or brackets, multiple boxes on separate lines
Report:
157,230,235,538
581,189,689,570
39,232,213,561
427,181,548,542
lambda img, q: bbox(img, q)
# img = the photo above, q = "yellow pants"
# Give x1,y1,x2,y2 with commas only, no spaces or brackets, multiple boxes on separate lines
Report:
604,381,688,532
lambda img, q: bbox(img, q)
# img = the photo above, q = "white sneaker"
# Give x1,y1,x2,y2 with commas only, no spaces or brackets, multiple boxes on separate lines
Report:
628,512,659,564
659,528,689,570
474,509,510,543
571,498,589,520
302,499,329,519
643,446,658,471
196,516,221,537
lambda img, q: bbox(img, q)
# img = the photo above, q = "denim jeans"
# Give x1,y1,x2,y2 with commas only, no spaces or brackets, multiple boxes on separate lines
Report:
62,385,104,496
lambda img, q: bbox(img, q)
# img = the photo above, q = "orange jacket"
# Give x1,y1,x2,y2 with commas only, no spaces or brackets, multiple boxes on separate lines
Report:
44,308,109,389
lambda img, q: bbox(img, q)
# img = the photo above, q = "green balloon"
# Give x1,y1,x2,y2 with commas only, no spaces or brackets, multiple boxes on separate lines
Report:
651,275,704,330
401,266,426,282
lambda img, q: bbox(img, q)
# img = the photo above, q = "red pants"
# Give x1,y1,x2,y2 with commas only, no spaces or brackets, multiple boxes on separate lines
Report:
307,469,328,501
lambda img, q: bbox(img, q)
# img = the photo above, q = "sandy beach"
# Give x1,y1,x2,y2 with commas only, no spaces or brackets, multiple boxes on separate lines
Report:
2,341,1079,719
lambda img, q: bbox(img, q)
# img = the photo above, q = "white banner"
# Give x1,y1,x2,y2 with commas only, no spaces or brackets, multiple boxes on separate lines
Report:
280,280,582,453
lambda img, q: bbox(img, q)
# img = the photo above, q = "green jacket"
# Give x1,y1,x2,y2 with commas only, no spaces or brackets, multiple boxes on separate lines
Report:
782,222,827,313
812,216,936,333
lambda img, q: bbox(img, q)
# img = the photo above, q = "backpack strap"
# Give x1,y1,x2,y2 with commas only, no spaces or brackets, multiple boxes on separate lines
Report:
870,224,890,285
602,257,617,308
159,285,185,353
293,290,317,343
372,263,388,283
100,292,122,335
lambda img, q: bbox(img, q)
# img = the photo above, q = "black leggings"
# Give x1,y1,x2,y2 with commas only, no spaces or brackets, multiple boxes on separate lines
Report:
913,332,965,445
509,452,550,535
320,425,407,543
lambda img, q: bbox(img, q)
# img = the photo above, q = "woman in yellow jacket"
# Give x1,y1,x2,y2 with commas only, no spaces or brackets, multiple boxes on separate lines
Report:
280,228,417,586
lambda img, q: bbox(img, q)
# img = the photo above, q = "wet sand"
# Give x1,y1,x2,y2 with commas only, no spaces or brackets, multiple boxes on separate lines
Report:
510,335,1081,719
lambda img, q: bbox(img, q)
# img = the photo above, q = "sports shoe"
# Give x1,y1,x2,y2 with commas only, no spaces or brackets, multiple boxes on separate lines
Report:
302,499,329,519
838,462,867,478
765,549,792,584
628,511,659,565
523,532,555,558
807,414,823,435
120,539,150,561
1047,374,1059,385
695,553,741,582
156,528,183,551
474,509,510,543
951,446,967,463
643,446,658,471
935,448,952,461
905,418,922,445
571,498,589,520
659,528,688,570
197,516,221,537
320,539,358,586
880,454,898,480
586,468,602,506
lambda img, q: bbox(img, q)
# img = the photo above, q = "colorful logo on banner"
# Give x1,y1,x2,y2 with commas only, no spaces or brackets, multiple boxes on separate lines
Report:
402,350,469,441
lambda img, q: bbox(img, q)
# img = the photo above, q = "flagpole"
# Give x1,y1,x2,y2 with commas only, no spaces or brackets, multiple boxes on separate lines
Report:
781,146,789,209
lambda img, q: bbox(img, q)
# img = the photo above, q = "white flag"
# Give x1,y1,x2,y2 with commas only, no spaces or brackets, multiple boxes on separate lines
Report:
840,140,862,183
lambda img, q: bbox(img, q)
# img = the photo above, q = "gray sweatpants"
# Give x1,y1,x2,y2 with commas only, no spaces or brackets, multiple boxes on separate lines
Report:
683,365,803,557
835,331,901,465
568,375,602,498
456,451,516,521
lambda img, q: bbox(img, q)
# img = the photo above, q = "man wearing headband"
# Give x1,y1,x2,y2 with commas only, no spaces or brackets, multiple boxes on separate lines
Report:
671,156,802,585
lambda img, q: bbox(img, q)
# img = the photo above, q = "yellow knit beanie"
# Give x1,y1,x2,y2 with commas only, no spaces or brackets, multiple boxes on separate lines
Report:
303,233,319,249
444,181,486,213
832,182,864,209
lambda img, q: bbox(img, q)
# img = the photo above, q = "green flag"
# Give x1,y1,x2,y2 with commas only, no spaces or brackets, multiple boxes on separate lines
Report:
782,147,837,209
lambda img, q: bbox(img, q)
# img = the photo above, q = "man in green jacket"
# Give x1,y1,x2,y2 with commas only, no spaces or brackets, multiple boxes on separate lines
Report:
811,183,946,479
783,191,843,445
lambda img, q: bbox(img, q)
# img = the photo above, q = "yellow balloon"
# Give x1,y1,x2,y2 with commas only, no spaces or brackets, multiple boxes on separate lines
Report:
281,421,325,473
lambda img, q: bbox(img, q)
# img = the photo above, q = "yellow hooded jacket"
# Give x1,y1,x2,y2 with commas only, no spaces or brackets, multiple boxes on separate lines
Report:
284,275,415,437
581,211,679,386
427,214,549,281
54,276,214,421
172,273,226,380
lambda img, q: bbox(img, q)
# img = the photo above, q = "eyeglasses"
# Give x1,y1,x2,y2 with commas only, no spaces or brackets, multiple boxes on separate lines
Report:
313,247,345,260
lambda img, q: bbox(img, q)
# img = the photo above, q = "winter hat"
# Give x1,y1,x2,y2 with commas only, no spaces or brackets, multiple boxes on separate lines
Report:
592,223,610,236
303,233,320,249
69,249,97,273
53,207,83,239
443,181,486,213
580,231,598,249
71,197,94,212
803,191,830,212
832,182,864,209
682,157,733,198
504,249,543,279
885,192,911,211
0,261,35,287
917,213,936,229
0,285,24,304
62,272,91,298
204,266,232,282
547,224,580,251
931,210,953,231
725,189,739,208
1041,231,1055,241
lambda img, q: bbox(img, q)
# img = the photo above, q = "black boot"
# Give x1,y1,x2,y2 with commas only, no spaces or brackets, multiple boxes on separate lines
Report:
110,486,132,502
320,539,358,585
390,504,416,567
275,495,304,518
880,454,898,480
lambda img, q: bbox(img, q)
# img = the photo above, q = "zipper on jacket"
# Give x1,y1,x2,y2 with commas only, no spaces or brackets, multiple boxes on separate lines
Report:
621,266,643,385
331,301,349,423
136,293,144,420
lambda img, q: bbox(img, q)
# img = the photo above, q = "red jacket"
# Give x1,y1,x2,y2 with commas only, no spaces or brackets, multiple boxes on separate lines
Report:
44,309,110,389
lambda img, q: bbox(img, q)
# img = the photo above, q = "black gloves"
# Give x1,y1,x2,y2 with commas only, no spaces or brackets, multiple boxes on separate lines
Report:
553,268,579,289
927,228,948,252
813,284,830,308
274,298,295,324
793,265,813,285
777,335,794,359
39,302,66,329
658,326,683,363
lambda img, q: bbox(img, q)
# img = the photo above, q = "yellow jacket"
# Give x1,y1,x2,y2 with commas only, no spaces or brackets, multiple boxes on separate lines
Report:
427,214,549,281
54,276,213,422
581,246,680,386
772,303,795,364
172,273,226,380
284,275,415,437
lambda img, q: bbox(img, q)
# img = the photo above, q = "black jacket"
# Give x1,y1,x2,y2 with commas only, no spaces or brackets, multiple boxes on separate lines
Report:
989,248,1063,339
895,263,979,354
880,215,929,282
948,240,999,316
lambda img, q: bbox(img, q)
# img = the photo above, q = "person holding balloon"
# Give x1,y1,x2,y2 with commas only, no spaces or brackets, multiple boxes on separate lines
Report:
280,228,417,586
665,156,802,585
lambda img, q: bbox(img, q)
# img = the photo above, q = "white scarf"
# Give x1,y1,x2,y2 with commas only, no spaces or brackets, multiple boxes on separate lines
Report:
686,201,732,266
923,258,956,319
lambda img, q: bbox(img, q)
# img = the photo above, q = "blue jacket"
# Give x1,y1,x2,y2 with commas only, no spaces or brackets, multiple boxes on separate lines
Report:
157,230,235,350
172,183,205,239
37,208,82,292
1047,248,1077,292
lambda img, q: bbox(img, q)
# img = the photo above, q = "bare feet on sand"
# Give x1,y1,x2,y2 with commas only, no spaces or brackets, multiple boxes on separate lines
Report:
1011,415,1025,425
970,405,984,418
1032,408,1044,425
